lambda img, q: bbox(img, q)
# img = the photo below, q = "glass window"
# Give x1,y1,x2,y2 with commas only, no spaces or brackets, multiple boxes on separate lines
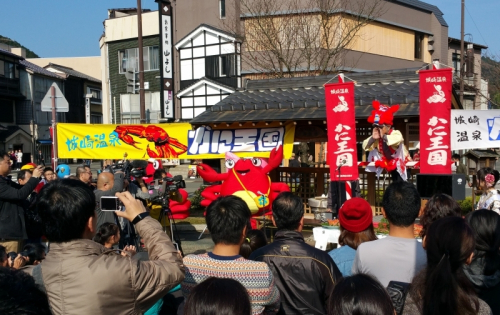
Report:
414,32,424,60
119,46,159,73
4,62,15,79
149,46,159,70
452,53,461,72
220,0,226,19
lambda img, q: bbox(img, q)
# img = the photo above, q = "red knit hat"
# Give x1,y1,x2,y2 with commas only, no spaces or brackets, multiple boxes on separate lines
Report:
367,100,400,126
338,197,373,233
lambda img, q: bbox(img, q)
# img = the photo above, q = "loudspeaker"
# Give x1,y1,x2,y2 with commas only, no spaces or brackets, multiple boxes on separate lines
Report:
416,174,466,200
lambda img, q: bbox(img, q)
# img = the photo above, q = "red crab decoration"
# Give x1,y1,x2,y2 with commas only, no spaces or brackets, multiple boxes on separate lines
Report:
114,125,188,158
197,146,290,228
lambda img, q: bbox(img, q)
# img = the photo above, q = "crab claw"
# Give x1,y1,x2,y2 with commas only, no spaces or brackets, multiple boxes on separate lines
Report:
197,164,228,182
263,145,284,173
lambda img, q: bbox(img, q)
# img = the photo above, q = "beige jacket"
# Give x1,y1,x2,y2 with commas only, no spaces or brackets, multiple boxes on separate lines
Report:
40,217,184,315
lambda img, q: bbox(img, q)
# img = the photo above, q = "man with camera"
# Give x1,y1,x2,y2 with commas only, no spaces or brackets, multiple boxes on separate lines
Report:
35,179,185,314
0,152,43,253
94,170,124,229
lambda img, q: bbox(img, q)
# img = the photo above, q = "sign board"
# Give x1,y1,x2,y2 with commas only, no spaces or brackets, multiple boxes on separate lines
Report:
159,1,175,119
41,83,69,112
451,109,500,150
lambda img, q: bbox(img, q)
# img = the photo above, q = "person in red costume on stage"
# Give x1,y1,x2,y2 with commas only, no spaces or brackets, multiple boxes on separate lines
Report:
362,101,410,182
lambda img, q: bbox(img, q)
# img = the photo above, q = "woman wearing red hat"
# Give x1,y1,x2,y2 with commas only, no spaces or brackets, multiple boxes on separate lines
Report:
328,197,377,276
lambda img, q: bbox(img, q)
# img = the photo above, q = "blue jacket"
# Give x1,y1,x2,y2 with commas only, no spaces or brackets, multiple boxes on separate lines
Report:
328,245,356,277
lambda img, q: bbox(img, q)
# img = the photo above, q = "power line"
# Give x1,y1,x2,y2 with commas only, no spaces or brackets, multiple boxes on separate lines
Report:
464,4,489,50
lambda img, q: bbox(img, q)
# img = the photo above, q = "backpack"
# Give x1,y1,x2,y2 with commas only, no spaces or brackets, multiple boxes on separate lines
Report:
387,281,410,315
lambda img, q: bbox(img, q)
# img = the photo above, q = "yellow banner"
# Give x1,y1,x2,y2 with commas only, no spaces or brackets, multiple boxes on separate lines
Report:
57,123,295,159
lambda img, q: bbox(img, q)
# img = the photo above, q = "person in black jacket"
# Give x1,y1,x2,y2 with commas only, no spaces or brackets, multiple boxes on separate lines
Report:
0,152,42,253
250,192,342,315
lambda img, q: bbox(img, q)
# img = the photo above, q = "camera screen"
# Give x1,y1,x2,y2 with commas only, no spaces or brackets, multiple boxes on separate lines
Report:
101,197,119,211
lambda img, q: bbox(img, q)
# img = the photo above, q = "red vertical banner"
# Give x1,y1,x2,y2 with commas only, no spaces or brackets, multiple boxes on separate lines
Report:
419,68,452,174
325,81,358,181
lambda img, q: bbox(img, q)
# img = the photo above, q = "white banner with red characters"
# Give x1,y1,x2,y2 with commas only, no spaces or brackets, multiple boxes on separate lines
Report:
325,79,358,181
419,68,452,174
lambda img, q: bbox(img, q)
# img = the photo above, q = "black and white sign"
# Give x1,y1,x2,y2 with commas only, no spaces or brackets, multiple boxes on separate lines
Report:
159,1,174,119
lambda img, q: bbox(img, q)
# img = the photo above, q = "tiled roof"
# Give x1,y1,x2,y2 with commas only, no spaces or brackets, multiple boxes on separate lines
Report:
395,0,448,27
191,68,424,124
45,63,101,83
465,150,500,159
19,60,62,79
0,48,23,59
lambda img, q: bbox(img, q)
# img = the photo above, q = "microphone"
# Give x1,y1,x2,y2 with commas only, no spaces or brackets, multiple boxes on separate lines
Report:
336,159,347,171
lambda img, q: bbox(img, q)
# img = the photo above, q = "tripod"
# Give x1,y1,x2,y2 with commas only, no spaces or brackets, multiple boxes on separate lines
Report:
157,202,184,256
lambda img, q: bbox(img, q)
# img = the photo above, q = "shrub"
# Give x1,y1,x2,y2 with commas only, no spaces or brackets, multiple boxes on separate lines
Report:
190,185,207,212
457,197,474,216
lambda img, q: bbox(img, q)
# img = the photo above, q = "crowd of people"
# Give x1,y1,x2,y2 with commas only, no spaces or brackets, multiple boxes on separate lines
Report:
0,148,500,315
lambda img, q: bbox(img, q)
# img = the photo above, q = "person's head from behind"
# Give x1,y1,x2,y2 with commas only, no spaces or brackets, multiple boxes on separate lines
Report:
272,192,304,231
37,179,97,242
17,169,32,186
328,273,395,315
21,243,46,266
418,217,477,315
420,193,461,238
239,229,268,259
452,153,460,162
206,196,251,246
154,169,167,180
382,181,420,227
477,167,500,191
0,245,7,267
338,197,377,249
0,151,11,176
466,210,500,273
184,277,251,315
0,268,52,315
97,172,115,191
93,222,121,249
43,167,56,183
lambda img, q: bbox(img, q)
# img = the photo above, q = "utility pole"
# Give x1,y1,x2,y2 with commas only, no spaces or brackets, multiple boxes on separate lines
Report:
137,0,146,123
459,0,465,106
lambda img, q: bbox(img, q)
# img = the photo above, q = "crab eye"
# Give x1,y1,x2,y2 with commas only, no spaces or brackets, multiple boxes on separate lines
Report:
225,159,235,169
251,158,262,167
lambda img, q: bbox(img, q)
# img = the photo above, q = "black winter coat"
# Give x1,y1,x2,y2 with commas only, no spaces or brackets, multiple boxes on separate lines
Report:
0,176,40,239
250,230,342,315
464,255,500,315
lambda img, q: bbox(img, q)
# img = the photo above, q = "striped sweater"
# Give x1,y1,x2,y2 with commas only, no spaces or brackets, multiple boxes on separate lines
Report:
181,252,281,315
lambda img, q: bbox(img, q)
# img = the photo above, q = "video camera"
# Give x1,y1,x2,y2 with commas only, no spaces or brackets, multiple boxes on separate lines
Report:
149,175,186,207
105,160,149,180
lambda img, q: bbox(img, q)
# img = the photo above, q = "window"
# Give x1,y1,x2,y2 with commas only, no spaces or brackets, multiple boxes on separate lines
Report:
89,88,101,100
414,32,424,60
3,61,15,79
452,53,461,72
119,46,159,73
220,0,226,19
219,56,228,77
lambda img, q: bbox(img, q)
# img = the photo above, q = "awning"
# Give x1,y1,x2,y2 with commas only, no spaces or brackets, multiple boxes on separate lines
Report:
37,139,52,145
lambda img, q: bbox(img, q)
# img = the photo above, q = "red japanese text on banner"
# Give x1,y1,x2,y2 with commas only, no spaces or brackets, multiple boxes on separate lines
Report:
325,81,358,181
419,68,452,174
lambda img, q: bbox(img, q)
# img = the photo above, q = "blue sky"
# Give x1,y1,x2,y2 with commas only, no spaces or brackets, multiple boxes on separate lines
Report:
0,0,498,58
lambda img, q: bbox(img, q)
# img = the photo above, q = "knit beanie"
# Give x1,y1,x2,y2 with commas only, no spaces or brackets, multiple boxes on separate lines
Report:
338,197,373,233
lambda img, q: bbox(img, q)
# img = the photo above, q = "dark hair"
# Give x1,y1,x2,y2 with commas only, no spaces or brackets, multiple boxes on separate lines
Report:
75,166,86,177
154,169,165,180
452,154,461,160
382,181,421,227
18,169,32,181
328,273,395,315
466,210,500,275
21,243,46,265
184,277,251,315
0,267,52,315
420,194,461,238
206,196,251,245
43,167,54,175
338,224,378,250
239,229,268,259
37,179,96,242
0,245,6,264
93,222,120,245
272,192,304,231
477,167,500,187
410,217,478,315
0,151,9,160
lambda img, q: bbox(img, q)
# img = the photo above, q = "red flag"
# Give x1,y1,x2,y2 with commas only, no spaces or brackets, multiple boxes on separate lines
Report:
419,68,452,174
325,81,358,181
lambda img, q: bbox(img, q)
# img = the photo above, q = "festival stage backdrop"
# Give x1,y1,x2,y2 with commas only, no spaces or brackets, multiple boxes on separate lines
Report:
325,79,358,181
451,109,500,150
57,123,295,159
419,68,452,174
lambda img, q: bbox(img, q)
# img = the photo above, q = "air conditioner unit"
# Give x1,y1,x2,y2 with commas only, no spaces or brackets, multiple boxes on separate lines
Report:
428,44,434,51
